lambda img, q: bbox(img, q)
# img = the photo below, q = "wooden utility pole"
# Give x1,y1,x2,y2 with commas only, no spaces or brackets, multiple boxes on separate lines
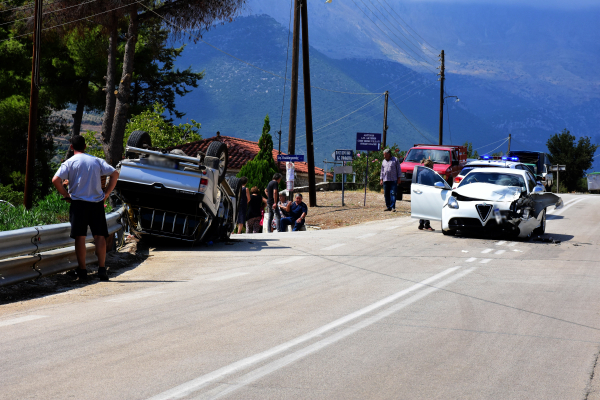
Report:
382,91,389,148
287,0,301,155
438,50,445,146
508,133,512,153
24,0,43,209
300,0,316,207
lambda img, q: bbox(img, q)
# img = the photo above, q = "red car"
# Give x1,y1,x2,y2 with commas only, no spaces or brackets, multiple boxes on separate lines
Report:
399,144,467,199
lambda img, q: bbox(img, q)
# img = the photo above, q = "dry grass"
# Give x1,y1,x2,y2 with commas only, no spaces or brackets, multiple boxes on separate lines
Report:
302,190,411,230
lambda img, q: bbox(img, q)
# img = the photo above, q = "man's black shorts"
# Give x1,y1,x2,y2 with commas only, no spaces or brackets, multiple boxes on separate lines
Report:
69,200,108,238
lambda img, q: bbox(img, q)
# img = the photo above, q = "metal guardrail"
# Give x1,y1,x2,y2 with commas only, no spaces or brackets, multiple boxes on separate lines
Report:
0,208,123,288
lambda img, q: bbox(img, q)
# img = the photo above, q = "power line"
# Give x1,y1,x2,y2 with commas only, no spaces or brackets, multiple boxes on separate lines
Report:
351,0,438,75
0,0,100,27
0,0,60,14
369,0,438,64
389,96,433,142
473,137,510,152
139,2,383,96
484,138,509,155
0,1,137,43
380,0,440,56
279,0,293,134
390,79,438,104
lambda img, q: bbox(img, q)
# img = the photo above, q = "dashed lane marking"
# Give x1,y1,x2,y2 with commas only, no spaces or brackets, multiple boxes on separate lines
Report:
208,272,249,282
495,250,506,255
508,242,517,247
0,315,47,328
321,243,347,251
106,291,164,303
466,257,477,263
357,233,376,239
496,241,506,246
274,256,305,265
481,249,493,254
480,259,492,264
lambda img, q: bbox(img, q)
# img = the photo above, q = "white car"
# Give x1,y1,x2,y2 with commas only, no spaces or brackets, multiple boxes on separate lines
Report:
411,167,563,239
452,159,536,188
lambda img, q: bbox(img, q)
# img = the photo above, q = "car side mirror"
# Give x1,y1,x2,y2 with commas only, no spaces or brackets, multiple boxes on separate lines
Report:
434,182,447,189
532,186,544,193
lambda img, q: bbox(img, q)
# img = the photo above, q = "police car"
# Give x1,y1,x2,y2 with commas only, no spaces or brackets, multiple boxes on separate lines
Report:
452,155,537,189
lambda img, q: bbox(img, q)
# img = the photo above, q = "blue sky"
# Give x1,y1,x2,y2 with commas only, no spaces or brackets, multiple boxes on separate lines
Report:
403,0,600,9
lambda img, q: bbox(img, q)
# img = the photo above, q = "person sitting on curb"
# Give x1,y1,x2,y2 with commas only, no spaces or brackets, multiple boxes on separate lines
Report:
51,135,119,282
275,192,290,232
279,193,308,232
417,159,436,231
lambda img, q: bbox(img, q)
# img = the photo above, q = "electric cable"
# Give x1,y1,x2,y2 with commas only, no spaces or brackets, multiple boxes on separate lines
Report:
473,137,510,152
310,93,384,134
0,0,100,27
381,0,440,56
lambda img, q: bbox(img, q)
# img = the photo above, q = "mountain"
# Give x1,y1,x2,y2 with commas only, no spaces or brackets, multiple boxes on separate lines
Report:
174,15,505,166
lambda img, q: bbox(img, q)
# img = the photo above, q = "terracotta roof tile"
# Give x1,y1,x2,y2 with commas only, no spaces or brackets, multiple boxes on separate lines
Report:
173,135,329,177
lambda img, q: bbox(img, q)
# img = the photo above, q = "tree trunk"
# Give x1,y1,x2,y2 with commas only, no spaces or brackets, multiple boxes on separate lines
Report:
108,5,138,167
101,12,118,162
66,80,89,159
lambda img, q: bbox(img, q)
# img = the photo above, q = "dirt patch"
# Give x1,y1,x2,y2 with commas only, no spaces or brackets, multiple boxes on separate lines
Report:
302,190,411,230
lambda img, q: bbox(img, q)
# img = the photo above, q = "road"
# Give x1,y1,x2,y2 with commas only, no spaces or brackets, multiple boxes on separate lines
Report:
1,194,599,399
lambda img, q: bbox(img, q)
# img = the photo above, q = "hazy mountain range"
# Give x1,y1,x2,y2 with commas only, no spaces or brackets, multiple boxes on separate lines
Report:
173,0,600,170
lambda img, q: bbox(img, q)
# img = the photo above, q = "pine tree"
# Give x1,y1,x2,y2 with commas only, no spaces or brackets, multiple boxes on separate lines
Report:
237,115,280,193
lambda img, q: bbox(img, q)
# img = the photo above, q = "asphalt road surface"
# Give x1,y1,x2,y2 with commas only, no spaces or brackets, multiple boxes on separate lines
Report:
1,194,600,400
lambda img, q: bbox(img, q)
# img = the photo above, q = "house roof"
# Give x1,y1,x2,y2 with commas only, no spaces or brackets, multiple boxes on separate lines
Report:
172,134,329,177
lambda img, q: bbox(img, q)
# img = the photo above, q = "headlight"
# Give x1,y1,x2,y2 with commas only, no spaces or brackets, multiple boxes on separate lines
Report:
447,196,459,209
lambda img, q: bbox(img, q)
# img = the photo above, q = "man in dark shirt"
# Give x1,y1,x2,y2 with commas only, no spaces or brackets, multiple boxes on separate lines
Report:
279,193,308,232
265,173,282,233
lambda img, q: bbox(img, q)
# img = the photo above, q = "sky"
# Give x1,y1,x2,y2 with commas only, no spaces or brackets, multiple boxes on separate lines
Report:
403,0,600,9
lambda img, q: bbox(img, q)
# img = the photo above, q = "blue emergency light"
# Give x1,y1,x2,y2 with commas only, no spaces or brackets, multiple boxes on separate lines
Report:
481,155,491,160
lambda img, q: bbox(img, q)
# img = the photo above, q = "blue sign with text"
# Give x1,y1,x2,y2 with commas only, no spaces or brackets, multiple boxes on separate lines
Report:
277,154,304,162
356,132,382,151
334,150,354,161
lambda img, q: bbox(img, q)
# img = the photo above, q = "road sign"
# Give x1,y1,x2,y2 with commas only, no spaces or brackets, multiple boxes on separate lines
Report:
549,165,566,171
333,166,353,175
334,149,353,161
356,132,381,151
277,154,304,162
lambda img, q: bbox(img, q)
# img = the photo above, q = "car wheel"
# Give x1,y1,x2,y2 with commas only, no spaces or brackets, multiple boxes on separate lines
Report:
126,130,152,159
442,229,456,236
206,141,228,183
533,209,546,236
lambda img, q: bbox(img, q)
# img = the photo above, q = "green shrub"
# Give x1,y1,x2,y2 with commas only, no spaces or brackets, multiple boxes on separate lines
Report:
351,144,405,191
0,184,24,206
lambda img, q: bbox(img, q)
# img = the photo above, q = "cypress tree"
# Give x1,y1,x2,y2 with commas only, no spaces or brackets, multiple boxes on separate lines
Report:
238,115,280,193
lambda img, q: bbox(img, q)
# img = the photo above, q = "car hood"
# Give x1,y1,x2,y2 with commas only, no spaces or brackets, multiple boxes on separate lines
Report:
453,183,523,202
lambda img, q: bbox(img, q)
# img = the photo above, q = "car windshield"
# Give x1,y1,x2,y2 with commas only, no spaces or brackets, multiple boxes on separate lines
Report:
459,165,498,176
405,149,450,164
458,172,526,190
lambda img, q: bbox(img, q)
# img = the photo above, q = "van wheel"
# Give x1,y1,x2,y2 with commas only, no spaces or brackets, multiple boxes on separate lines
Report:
126,130,152,159
206,141,228,183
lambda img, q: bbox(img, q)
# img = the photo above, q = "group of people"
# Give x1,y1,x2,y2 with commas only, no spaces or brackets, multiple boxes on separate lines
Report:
379,148,435,232
235,173,308,234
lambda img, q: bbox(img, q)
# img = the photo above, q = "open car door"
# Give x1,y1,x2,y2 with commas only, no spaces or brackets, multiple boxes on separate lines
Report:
410,166,452,221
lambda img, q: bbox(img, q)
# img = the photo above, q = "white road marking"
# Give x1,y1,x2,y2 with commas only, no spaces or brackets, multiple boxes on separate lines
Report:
0,315,47,328
147,266,464,400
461,250,469,253
385,226,400,230
480,259,491,264
547,197,578,214
321,243,347,251
274,256,305,264
106,291,164,303
466,257,477,263
357,233,376,239
481,249,493,254
551,198,586,216
496,241,506,246
208,272,249,282
513,249,523,252
193,267,478,400
495,250,506,255
508,242,517,247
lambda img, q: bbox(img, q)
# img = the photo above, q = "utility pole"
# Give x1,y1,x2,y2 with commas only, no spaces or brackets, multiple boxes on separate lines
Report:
382,91,389,148
507,133,512,153
300,0,317,207
438,50,445,146
24,0,43,209
287,0,300,155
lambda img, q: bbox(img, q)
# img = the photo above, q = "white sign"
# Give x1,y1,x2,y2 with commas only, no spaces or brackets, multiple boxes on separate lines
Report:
334,166,353,175
550,165,566,171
